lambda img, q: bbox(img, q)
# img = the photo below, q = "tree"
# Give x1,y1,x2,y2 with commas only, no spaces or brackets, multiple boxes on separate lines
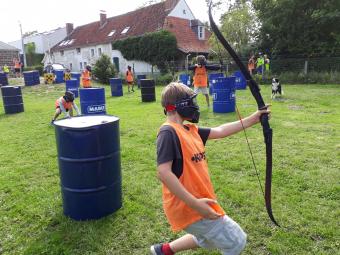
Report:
23,30,38,38
253,0,340,56
209,0,258,60
92,54,116,84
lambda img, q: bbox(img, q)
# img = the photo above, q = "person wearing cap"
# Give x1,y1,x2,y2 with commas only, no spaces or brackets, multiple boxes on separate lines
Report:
189,55,220,108
52,91,80,123
150,82,271,255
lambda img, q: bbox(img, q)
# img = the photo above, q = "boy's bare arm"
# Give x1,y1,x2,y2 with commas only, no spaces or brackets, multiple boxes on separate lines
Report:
157,162,221,219
208,108,270,140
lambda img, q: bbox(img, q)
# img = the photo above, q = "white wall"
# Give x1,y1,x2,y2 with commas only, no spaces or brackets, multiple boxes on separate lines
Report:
111,50,156,74
8,27,66,54
168,0,195,20
51,44,156,73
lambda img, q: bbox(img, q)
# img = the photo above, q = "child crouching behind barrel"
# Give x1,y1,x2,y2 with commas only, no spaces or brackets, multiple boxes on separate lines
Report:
52,91,80,123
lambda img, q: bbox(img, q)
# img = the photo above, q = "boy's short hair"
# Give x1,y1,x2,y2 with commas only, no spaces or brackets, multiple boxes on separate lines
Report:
161,82,194,108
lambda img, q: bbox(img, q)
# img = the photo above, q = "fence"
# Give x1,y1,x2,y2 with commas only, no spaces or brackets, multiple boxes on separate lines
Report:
151,56,340,84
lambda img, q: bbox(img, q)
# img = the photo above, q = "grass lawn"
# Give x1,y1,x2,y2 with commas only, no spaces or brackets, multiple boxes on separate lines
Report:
0,80,339,255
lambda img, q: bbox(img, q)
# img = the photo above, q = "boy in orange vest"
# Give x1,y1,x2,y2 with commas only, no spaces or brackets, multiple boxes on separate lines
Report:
82,65,92,88
126,65,134,92
52,91,80,123
189,55,220,108
150,82,270,255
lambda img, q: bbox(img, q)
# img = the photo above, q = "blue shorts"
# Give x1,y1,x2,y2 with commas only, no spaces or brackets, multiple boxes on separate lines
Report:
184,215,247,255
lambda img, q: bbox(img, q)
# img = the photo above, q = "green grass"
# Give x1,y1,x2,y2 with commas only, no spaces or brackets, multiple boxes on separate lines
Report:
0,81,339,255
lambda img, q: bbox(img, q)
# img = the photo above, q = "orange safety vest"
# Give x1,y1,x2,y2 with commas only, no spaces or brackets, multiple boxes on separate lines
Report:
126,70,133,83
160,122,225,231
248,58,255,71
82,70,91,88
193,66,208,87
55,97,72,110
14,60,21,69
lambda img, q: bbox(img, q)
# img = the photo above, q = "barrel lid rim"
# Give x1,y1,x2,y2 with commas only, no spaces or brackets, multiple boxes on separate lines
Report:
53,115,119,129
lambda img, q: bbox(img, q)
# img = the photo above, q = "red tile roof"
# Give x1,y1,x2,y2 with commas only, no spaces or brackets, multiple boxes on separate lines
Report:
52,0,211,54
164,16,211,53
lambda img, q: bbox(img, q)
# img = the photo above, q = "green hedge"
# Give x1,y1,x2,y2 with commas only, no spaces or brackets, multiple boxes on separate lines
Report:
23,65,44,76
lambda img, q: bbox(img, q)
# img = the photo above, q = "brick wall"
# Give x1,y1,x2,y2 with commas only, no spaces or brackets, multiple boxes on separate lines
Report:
0,50,20,67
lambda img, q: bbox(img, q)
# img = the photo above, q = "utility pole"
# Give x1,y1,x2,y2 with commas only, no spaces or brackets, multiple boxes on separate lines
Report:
19,21,27,67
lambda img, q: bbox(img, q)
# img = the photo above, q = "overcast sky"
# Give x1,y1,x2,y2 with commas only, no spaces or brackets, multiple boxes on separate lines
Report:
0,0,225,43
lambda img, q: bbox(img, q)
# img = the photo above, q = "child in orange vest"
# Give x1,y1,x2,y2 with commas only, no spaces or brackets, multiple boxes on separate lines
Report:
188,55,220,108
13,58,22,78
126,65,134,92
150,82,270,255
82,65,92,88
52,91,80,123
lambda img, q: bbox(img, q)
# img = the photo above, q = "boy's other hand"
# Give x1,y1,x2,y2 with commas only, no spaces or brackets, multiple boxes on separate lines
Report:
192,198,222,220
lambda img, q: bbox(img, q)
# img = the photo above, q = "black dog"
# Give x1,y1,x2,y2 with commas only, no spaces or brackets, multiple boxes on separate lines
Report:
271,78,283,98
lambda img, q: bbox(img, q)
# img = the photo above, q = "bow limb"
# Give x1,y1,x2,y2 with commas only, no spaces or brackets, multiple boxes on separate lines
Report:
208,1,279,227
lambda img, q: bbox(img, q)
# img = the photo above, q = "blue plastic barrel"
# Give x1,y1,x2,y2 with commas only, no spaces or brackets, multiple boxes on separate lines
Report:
233,71,247,90
137,74,146,89
23,71,40,86
79,88,106,115
66,79,79,98
0,72,9,86
212,77,236,113
33,71,40,84
208,73,224,95
54,115,122,220
54,70,64,84
1,86,24,114
110,78,123,97
71,72,81,86
179,74,191,86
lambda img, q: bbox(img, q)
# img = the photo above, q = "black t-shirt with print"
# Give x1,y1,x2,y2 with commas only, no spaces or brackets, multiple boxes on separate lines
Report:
157,125,211,178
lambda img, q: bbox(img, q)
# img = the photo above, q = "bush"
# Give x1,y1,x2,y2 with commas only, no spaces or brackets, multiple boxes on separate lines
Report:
92,54,116,84
271,71,340,84
155,73,174,85
23,65,44,76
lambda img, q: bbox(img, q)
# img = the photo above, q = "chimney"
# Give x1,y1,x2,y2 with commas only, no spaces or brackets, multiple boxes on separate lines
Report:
66,23,74,35
100,11,107,27
165,0,178,11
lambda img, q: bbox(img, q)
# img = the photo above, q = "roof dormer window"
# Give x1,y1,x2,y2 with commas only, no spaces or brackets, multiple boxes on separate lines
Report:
108,30,116,36
121,26,130,34
198,26,205,40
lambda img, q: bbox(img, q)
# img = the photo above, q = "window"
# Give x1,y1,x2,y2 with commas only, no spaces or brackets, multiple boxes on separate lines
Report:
121,26,130,34
69,63,72,70
76,48,81,54
60,50,64,56
98,48,102,56
198,26,204,40
67,39,75,45
108,30,116,36
91,49,95,57
80,62,83,70
183,9,186,14
84,62,87,67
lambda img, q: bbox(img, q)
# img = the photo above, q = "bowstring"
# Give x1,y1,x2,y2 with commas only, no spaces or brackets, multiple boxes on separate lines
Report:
235,105,265,197
210,6,265,197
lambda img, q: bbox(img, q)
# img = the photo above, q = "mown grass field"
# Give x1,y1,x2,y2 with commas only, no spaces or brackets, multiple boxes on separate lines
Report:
0,80,339,255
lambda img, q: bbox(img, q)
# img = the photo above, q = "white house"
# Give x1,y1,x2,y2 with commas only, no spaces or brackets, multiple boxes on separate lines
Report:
48,0,211,74
8,27,67,55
